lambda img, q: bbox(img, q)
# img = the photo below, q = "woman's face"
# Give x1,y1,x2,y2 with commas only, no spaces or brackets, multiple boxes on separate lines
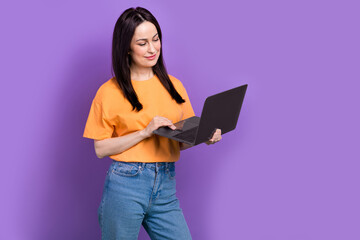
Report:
129,21,161,69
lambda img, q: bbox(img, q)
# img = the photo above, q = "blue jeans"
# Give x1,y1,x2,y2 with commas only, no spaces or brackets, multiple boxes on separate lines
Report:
98,161,192,240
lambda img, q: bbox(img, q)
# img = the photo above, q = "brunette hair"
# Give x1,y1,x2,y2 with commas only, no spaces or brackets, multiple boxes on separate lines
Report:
112,7,185,111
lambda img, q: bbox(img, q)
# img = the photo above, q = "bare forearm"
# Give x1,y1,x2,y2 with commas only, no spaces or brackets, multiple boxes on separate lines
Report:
95,130,148,158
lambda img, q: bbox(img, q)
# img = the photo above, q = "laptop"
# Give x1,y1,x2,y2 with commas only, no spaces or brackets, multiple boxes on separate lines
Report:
153,84,248,146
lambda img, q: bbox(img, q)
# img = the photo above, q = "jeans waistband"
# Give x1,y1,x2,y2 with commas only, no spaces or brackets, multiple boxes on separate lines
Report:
113,161,175,171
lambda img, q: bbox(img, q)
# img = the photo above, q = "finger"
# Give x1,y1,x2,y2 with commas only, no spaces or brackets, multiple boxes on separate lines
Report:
215,129,222,135
153,121,173,131
157,117,175,128
211,129,221,138
160,120,176,130
165,120,176,130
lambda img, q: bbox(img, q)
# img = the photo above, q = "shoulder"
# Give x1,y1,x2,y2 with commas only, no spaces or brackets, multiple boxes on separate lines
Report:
168,74,186,91
93,77,123,104
168,74,181,84
168,74,192,96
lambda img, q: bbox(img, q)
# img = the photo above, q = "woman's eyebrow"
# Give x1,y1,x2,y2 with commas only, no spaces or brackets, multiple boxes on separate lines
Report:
136,33,158,42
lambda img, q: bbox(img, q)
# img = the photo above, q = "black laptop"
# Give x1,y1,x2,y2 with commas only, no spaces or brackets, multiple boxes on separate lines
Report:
153,84,248,146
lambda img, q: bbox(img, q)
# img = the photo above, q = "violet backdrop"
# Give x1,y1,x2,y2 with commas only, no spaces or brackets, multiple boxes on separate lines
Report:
0,0,359,239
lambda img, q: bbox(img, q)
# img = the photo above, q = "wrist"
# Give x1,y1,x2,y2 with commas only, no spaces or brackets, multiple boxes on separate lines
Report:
139,129,150,139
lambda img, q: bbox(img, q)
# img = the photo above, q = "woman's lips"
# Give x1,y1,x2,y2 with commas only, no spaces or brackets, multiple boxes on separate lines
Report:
145,53,157,60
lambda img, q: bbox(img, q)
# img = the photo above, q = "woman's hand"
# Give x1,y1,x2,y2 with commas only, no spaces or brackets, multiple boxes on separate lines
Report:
140,116,176,138
205,128,222,145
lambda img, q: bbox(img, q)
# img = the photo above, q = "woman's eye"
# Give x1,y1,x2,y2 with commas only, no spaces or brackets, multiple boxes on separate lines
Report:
153,38,159,41
138,43,146,46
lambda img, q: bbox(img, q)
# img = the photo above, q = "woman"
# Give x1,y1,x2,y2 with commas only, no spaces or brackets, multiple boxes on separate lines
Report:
83,7,222,240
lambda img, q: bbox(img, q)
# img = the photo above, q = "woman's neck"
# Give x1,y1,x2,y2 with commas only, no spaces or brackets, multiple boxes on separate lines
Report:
130,66,154,81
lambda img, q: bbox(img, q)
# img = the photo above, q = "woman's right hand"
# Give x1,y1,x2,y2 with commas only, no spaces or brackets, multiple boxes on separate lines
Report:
140,116,176,138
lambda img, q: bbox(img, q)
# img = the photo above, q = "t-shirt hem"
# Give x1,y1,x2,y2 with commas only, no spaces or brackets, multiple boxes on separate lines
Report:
83,134,111,140
108,156,180,163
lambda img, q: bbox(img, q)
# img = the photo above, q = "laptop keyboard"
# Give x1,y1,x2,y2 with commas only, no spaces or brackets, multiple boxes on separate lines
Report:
173,128,198,143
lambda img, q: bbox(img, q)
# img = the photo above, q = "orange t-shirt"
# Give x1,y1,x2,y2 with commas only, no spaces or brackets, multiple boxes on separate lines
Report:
83,74,195,162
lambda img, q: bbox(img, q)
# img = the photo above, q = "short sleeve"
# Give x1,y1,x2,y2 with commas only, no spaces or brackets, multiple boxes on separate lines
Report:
83,99,114,140
178,82,195,120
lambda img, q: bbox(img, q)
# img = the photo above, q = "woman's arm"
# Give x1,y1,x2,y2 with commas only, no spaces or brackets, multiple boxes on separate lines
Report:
94,130,147,159
94,116,176,159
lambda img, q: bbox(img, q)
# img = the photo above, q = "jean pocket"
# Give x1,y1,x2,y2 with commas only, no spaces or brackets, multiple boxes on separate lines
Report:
112,162,141,177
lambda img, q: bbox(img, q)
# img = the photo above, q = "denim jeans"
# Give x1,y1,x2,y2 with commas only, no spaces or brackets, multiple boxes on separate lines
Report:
98,161,192,240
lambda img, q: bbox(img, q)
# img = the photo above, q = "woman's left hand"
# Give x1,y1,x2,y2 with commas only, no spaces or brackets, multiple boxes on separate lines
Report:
205,128,222,145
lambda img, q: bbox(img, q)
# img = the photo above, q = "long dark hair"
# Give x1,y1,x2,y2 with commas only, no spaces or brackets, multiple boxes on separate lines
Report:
112,7,185,112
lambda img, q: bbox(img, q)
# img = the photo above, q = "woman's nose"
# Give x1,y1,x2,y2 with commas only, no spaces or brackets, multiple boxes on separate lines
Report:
148,42,156,53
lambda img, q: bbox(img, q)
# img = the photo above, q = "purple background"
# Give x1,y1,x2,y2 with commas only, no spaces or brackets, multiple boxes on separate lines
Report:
1,0,359,239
